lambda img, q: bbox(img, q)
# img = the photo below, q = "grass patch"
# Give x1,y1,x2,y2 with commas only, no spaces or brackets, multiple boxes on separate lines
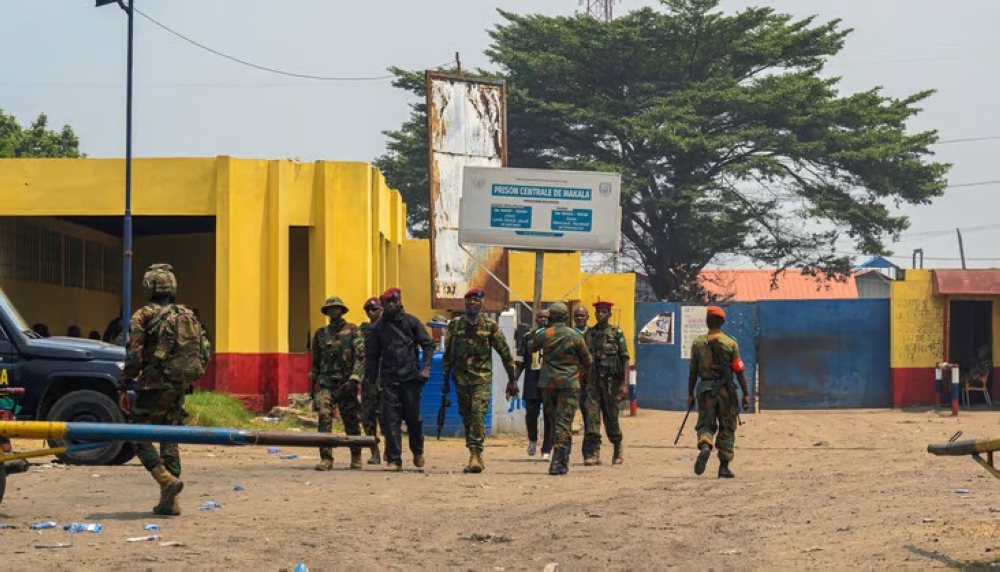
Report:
184,391,316,431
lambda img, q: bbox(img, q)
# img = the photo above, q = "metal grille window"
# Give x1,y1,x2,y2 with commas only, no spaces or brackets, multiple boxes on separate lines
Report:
0,218,13,279
13,219,39,283
39,227,63,286
102,245,121,294
84,240,103,291
63,235,84,289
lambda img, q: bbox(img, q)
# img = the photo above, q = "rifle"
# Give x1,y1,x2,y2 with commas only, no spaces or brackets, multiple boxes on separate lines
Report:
707,339,743,426
673,406,692,445
438,368,452,440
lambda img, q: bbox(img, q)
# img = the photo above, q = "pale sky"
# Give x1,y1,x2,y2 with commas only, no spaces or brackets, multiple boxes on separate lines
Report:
3,0,999,270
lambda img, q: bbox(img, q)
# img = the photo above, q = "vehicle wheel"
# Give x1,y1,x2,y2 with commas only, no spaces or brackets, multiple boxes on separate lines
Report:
109,442,137,465
45,390,125,466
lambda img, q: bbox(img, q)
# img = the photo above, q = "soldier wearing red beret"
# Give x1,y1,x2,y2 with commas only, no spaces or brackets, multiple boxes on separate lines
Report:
687,305,751,478
581,300,630,465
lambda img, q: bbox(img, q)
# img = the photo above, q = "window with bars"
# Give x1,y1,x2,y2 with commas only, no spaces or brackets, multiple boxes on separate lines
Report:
64,235,84,289
13,219,40,282
39,227,63,286
0,218,13,279
84,240,103,291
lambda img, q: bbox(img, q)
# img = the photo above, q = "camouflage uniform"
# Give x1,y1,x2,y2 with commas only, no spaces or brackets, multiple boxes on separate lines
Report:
444,313,516,470
530,302,593,475
359,320,382,461
582,321,629,464
690,331,741,462
309,297,365,470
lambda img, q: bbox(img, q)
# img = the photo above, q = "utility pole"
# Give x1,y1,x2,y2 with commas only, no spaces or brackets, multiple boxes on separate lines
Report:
582,0,617,21
956,228,967,269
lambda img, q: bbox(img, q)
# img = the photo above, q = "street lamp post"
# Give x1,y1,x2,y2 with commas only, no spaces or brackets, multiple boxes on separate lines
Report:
96,0,134,341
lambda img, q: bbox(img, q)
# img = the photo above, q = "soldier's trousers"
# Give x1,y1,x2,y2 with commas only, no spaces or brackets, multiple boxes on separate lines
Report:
316,385,362,460
456,383,491,453
133,389,185,478
542,387,580,459
381,379,425,466
695,383,738,461
582,376,623,458
360,378,382,443
524,398,553,454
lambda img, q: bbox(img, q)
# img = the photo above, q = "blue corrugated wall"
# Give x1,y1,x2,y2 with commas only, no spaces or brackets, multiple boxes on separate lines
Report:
634,302,758,412
635,299,891,410
756,299,891,409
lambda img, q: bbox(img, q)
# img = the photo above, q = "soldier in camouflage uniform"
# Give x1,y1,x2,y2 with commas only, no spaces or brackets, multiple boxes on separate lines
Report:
309,296,366,471
530,301,593,475
121,262,210,516
582,300,629,466
443,287,518,473
688,306,751,478
359,296,384,464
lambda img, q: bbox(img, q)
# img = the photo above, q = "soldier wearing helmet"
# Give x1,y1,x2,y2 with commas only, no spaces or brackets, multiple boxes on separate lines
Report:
529,301,593,475
121,262,210,516
309,295,366,471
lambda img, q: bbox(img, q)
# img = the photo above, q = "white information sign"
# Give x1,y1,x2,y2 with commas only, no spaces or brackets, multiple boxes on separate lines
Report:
680,306,710,360
459,166,622,252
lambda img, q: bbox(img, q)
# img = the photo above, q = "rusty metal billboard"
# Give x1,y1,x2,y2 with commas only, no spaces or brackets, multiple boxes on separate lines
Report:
425,71,509,312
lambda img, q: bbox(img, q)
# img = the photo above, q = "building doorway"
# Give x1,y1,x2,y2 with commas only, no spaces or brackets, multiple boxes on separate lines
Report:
948,300,992,403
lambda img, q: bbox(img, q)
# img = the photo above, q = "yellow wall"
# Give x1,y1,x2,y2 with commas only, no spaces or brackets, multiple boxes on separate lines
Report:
578,273,637,366
890,269,945,368
508,251,583,305
401,239,435,324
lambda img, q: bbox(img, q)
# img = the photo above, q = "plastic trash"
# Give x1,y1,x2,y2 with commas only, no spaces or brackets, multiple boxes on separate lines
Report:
294,563,309,572
126,535,162,542
35,543,73,549
199,501,222,511
233,484,246,491
0,523,16,529
143,524,161,531
267,447,280,454
64,523,103,533
955,488,971,494
280,454,298,460
30,522,58,530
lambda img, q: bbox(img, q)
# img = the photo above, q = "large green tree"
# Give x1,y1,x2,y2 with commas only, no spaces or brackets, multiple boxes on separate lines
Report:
0,109,84,159
377,0,948,300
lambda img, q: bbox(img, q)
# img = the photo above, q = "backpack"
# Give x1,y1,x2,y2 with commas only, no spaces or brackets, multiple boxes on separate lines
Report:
149,304,210,387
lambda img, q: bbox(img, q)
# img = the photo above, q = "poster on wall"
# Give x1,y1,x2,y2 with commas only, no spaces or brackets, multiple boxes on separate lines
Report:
680,306,710,359
638,312,674,345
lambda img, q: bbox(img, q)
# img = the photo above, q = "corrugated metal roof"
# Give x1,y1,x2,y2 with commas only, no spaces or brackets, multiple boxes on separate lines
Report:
698,269,858,301
933,269,1000,296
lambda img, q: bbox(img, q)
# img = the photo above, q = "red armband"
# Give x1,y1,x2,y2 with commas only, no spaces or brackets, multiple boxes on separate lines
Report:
731,357,745,373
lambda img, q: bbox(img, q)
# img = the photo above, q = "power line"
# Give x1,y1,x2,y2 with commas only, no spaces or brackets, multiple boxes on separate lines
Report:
133,7,452,81
935,135,1000,145
944,179,1000,189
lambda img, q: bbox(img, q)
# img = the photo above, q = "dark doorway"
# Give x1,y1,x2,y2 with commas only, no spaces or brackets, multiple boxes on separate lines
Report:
948,300,992,403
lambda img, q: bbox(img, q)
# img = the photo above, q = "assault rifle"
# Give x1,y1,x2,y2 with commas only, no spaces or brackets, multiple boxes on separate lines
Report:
438,368,454,440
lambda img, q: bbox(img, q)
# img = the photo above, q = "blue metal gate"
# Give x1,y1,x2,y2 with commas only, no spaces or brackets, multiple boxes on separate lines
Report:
634,303,757,412
757,299,891,409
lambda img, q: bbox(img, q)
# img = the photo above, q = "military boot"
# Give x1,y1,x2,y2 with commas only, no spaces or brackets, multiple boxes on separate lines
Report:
315,449,333,471
464,451,484,473
694,443,712,475
584,452,601,466
150,465,183,516
350,449,363,470
555,449,569,475
718,459,735,479
548,450,561,476
612,442,624,465
368,444,381,465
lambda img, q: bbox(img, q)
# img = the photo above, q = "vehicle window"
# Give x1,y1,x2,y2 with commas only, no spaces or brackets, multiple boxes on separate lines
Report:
0,287,30,336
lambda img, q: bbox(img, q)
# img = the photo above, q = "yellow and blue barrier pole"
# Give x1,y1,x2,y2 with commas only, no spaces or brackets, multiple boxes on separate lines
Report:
927,434,1000,480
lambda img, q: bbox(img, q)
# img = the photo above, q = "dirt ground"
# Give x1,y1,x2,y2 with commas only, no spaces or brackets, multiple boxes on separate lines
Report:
2,407,999,570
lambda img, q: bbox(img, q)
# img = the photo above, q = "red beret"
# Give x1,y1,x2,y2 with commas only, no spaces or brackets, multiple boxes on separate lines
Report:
363,297,382,310
593,300,614,309
381,287,401,301
464,287,486,299
707,306,726,319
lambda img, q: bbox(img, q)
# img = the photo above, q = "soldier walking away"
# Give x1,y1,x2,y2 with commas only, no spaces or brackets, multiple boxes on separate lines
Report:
515,308,553,460
443,287,518,474
530,302,592,475
366,287,435,472
121,263,211,515
309,296,366,471
360,296,384,465
582,300,629,466
687,306,751,478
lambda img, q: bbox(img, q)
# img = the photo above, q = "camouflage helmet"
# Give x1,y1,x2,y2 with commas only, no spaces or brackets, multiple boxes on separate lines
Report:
142,263,177,296
548,301,569,323
321,295,349,315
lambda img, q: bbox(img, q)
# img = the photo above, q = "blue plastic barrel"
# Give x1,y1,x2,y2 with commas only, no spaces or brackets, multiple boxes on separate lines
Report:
418,349,492,438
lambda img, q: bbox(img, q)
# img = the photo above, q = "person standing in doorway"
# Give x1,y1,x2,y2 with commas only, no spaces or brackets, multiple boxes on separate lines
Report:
365,287,435,472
